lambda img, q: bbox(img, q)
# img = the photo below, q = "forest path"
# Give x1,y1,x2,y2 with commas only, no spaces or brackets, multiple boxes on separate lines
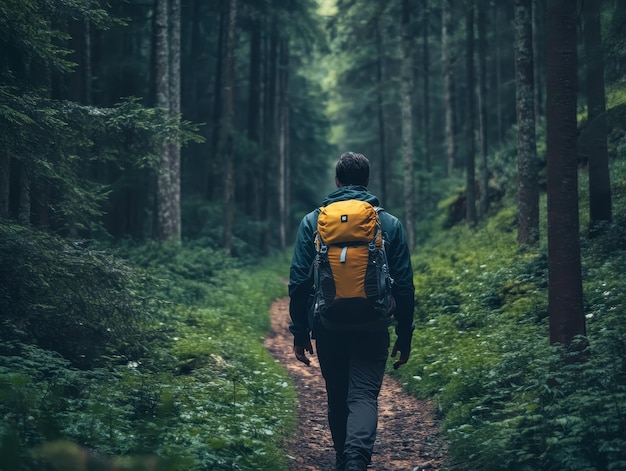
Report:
264,298,447,471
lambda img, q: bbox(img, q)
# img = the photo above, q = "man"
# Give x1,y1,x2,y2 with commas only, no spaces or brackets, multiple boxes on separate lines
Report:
288,152,415,471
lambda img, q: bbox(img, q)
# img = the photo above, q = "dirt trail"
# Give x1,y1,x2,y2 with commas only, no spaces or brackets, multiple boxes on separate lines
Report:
264,298,447,471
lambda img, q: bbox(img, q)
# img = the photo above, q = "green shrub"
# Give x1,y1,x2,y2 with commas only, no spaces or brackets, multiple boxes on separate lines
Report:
392,155,626,470
0,228,295,471
0,223,155,368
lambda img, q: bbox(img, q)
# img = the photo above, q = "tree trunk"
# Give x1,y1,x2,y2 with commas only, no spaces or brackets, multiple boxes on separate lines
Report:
189,0,201,122
375,14,387,204
84,18,91,105
221,0,237,252
442,0,456,176
0,153,9,218
583,0,612,232
154,0,174,242
532,0,545,127
168,0,181,241
465,0,477,225
183,0,202,197
247,17,262,220
68,17,91,104
68,19,85,103
37,182,51,228
209,6,225,202
477,0,489,217
401,0,415,249
18,162,30,226
494,4,504,144
515,0,539,246
278,38,289,251
261,28,278,255
422,0,431,183
546,0,586,346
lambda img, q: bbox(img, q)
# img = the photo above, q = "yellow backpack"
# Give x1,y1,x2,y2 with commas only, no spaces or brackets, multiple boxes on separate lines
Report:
312,199,394,329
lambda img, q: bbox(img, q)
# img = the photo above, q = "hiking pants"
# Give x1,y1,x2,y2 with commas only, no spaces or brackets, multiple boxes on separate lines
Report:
315,326,390,465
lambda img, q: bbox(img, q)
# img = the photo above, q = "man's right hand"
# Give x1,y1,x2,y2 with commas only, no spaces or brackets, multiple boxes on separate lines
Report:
391,341,410,369
294,340,314,366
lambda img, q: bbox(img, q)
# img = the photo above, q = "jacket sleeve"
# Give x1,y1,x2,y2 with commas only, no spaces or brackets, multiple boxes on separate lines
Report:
288,212,317,346
384,216,415,352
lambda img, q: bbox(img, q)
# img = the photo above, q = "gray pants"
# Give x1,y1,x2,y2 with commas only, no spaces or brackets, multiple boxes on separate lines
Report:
315,325,390,464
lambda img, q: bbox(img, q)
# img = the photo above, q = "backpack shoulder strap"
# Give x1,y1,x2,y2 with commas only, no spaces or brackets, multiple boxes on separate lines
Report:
313,207,325,250
308,207,324,279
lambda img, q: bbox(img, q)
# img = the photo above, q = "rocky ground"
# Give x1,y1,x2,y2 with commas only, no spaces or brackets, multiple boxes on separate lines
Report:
264,298,447,471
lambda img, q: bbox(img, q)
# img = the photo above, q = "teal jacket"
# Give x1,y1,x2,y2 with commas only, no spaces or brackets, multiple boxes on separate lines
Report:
288,185,415,352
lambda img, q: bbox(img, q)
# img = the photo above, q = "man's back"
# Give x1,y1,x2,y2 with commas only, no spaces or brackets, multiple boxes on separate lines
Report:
288,152,415,471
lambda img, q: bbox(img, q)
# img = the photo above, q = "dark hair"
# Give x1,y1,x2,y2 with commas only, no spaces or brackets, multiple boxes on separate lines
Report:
335,152,370,186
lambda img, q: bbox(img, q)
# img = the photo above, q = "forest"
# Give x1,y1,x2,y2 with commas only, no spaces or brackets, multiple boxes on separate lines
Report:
1,0,626,470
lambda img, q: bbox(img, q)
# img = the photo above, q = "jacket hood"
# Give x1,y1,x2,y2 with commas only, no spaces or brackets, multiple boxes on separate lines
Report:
322,185,380,207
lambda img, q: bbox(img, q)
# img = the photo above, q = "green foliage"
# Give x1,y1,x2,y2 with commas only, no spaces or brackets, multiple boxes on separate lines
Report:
391,156,626,470
0,227,295,471
180,198,280,259
0,222,154,367
604,0,626,85
0,0,115,92
0,90,201,235
0,0,72,78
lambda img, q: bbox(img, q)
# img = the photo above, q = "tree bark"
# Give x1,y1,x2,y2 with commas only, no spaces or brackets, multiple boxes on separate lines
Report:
278,38,289,251
18,162,30,226
85,18,92,105
442,0,457,176
422,0,431,179
465,0,477,225
261,28,279,255
168,0,181,241
477,0,489,217
189,0,201,122
583,0,612,232
68,17,91,104
0,152,9,218
154,0,170,116
154,0,174,242
37,182,51,228
401,0,415,249
209,6,225,202
375,13,387,204
515,0,539,246
221,0,237,252
532,0,545,127
546,0,585,346
493,4,504,144
247,16,262,220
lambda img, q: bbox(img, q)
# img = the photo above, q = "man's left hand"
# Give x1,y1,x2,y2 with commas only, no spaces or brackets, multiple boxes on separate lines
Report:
294,339,314,366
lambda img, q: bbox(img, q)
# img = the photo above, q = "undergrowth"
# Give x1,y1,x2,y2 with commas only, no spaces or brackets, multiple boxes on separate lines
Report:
0,228,295,471
3,158,625,471
392,158,626,470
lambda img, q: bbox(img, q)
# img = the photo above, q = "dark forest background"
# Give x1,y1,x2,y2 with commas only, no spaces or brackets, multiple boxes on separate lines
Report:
2,0,626,470
2,0,625,251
